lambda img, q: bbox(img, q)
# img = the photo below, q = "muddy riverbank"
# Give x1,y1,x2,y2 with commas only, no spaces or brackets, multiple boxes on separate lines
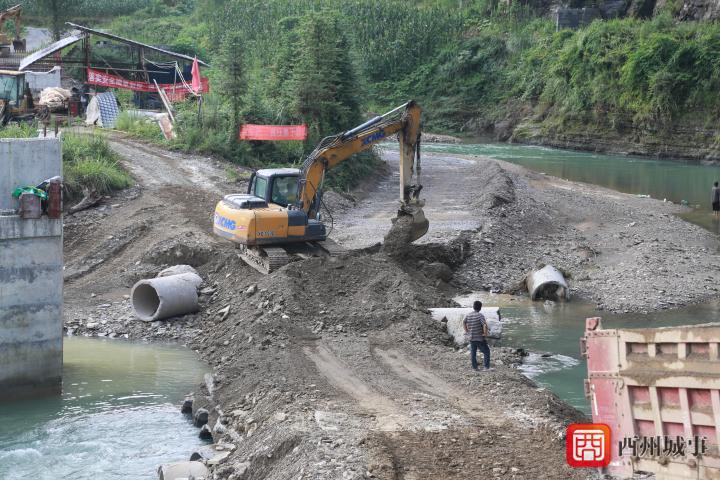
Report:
60,135,718,478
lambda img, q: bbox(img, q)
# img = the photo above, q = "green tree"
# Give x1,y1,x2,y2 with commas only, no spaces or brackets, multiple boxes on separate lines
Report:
216,31,247,142
288,12,361,147
34,0,80,40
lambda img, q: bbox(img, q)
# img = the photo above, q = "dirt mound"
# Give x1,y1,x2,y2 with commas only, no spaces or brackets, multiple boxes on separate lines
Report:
479,162,515,208
142,234,214,267
198,250,456,342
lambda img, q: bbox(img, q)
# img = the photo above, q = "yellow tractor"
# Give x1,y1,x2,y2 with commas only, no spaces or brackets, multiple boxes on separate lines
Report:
213,101,427,273
0,70,49,125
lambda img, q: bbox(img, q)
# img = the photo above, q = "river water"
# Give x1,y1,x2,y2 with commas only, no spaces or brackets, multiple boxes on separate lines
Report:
423,142,720,413
0,337,208,480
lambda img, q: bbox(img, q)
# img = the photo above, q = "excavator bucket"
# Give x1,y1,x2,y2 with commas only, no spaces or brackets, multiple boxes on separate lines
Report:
384,206,429,252
403,206,429,242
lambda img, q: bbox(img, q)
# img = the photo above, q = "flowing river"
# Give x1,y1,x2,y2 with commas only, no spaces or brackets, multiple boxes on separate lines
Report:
423,142,720,414
0,337,208,480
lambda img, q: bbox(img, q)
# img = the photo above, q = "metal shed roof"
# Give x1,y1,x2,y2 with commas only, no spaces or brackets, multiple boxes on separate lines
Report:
18,33,85,71
66,23,209,67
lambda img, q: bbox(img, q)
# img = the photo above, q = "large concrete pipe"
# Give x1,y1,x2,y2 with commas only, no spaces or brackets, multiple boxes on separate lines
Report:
525,265,570,301
157,461,209,480
131,272,202,321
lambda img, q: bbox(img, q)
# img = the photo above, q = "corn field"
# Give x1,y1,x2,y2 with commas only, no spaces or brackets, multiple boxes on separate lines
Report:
209,0,466,82
0,0,151,18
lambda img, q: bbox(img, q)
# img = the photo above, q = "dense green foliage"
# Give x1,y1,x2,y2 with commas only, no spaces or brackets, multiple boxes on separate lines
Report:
115,112,165,142
0,122,37,138
53,0,720,189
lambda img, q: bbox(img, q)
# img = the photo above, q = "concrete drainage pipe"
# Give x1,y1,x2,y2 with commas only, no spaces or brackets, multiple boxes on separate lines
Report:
131,272,202,321
157,461,209,480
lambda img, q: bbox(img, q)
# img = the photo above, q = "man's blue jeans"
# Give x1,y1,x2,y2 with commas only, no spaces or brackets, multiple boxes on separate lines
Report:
470,340,490,370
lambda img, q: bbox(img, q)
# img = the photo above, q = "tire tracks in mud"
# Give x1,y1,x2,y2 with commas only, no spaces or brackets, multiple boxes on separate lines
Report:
304,342,503,432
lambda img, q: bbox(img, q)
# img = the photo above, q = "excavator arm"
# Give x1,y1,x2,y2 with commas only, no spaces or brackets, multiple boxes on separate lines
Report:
297,101,423,221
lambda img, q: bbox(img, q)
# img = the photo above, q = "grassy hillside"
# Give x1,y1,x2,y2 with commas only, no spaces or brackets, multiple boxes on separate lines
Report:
75,0,720,161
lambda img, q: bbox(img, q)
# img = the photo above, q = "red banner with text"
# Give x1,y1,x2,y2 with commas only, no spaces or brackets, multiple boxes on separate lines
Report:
86,68,209,101
239,124,308,141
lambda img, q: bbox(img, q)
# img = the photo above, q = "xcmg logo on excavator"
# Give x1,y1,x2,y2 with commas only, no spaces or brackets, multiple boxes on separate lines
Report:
361,128,386,146
214,213,236,231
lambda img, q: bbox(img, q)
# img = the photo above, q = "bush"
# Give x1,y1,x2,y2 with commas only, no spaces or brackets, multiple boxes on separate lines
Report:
0,123,37,138
115,112,165,142
62,133,132,198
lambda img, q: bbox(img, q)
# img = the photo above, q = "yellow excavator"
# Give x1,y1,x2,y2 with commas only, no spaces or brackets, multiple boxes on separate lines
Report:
213,100,428,273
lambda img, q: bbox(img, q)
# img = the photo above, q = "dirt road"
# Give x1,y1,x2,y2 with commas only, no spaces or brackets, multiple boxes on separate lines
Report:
63,135,232,334
330,149,485,247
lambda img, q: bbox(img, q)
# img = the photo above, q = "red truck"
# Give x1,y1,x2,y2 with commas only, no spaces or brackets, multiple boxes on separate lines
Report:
582,317,720,479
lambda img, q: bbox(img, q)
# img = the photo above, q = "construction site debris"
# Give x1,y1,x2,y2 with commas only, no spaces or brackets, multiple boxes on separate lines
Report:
525,265,570,301
68,190,101,214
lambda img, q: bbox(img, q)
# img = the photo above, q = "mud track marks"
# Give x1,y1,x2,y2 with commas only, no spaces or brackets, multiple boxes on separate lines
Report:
304,343,501,431
373,348,490,421
304,344,408,432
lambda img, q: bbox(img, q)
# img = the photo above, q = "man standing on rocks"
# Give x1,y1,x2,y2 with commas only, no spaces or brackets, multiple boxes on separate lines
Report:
463,301,492,371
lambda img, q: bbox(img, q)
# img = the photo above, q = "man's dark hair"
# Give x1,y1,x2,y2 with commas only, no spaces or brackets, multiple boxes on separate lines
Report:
715,181,719,187
473,300,482,311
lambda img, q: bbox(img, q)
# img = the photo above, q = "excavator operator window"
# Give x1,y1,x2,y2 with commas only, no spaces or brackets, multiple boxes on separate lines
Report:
252,175,268,200
270,175,298,207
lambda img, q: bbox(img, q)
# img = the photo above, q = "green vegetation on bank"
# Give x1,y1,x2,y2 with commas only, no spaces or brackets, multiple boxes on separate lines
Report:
0,125,131,199
62,134,132,198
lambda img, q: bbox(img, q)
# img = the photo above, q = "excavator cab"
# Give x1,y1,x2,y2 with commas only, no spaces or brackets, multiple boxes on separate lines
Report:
248,168,301,208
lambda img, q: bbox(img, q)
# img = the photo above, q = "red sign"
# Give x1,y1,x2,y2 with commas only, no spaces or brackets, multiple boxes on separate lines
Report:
239,124,308,141
566,423,611,468
86,68,209,100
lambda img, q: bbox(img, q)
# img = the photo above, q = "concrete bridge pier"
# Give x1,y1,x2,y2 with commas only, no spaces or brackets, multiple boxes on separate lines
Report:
0,137,63,401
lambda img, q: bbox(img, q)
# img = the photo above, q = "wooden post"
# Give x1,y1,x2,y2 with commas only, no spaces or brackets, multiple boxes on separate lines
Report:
83,34,90,83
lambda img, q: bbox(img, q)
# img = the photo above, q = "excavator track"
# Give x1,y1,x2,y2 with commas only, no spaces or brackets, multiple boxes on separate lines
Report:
238,245,289,275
